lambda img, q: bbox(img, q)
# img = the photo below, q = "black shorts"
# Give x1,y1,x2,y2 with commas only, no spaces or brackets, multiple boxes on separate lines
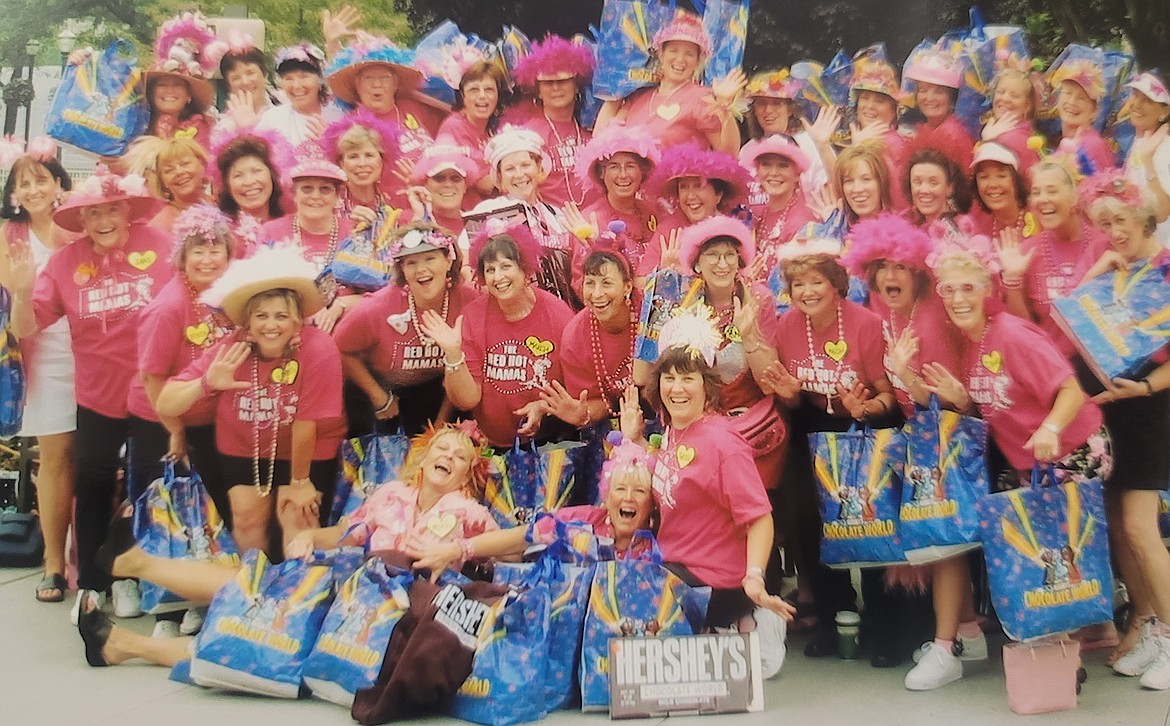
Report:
219,456,339,526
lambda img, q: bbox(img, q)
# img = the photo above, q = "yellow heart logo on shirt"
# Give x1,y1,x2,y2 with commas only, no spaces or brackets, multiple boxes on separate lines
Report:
174,127,198,140
824,339,848,362
524,336,554,357
404,113,419,130
981,351,1003,374
1021,212,1038,238
271,360,300,384
128,251,157,270
185,323,210,346
647,214,658,231
676,444,696,468
656,103,681,121
426,512,457,538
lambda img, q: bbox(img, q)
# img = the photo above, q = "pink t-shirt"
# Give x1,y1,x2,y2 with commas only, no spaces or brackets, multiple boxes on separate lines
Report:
333,283,480,388
867,293,960,417
371,96,444,201
770,300,888,412
129,277,234,424
910,115,975,172
257,215,357,270
878,128,910,211
650,414,772,588
435,112,492,208
576,198,661,289
461,288,575,447
505,104,597,208
1020,224,1110,356
621,83,722,151
960,313,1103,469
560,308,634,408
1056,127,1116,172
985,120,1041,176
32,224,175,418
347,479,498,552
635,210,691,277
749,199,817,284
173,325,346,460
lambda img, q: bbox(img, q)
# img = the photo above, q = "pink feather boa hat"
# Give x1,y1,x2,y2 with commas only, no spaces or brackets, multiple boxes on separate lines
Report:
598,431,656,500
513,35,596,89
840,213,935,276
207,127,297,195
468,219,543,283
652,12,711,59
647,143,751,211
319,109,404,166
573,123,661,194
678,214,755,269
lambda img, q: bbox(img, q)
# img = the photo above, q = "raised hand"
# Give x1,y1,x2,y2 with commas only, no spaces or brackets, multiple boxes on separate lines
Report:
514,400,547,437
322,5,362,48
618,385,644,442
837,381,873,419
994,227,1036,280
888,328,919,381
712,68,747,105
1132,124,1170,164
658,228,682,272
808,182,842,222
225,90,260,129
392,156,416,185
205,341,252,392
849,120,886,146
805,105,842,147
8,243,37,296
406,186,433,220
759,361,801,399
732,294,761,343
539,380,589,426
981,112,1019,141
420,311,462,354
921,362,968,409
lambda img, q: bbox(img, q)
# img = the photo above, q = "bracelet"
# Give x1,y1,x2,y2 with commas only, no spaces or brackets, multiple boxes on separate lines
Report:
444,352,466,372
1142,378,1154,395
1040,422,1062,435
578,405,591,429
376,391,396,415
999,274,1024,290
290,476,313,488
745,566,764,578
743,342,763,355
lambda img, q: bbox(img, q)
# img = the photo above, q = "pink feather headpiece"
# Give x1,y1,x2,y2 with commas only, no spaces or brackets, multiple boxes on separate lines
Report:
925,217,1001,274
319,109,404,166
647,143,751,211
207,127,297,195
677,214,755,269
598,431,655,500
1079,169,1147,210
1050,58,1105,102
573,123,660,194
468,220,542,282
840,213,935,275
513,35,596,89
154,11,217,77
652,12,711,58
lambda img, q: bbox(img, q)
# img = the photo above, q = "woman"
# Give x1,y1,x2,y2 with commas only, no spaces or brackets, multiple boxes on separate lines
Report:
638,143,751,276
0,139,75,604
321,110,406,232
406,144,476,238
743,69,835,205
903,148,971,229
211,130,292,250
255,44,344,152
142,13,218,147
421,224,574,448
8,168,170,621
334,224,479,435
997,160,1109,354
963,141,1033,239
594,12,743,155
740,135,817,282
915,237,1110,689
157,247,345,555
902,48,975,171
507,35,597,208
122,136,212,231
1083,175,1170,689
76,422,492,668
1121,72,1170,246
471,127,578,306
435,61,508,200
212,38,277,133
837,142,895,227
1049,61,1116,173
848,56,908,209
572,124,660,280
980,68,1043,174
740,235,897,659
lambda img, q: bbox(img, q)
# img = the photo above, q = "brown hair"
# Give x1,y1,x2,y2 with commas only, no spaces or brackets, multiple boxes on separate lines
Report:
836,143,893,223
453,61,510,132
903,147,972,219
783,254,850,299
644,346,722,423
389,222,464,287
215,137,284,220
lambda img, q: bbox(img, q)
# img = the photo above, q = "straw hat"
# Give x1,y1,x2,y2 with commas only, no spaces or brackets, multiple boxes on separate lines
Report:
201,245,324,325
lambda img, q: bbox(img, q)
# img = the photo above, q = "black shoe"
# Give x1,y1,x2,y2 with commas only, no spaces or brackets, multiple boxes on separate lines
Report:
94,501,135,579
78,593,113,667
803,627,839,658
870,637,905,668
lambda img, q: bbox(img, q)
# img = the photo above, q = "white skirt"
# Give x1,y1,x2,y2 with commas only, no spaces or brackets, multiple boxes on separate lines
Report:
18,321,77,437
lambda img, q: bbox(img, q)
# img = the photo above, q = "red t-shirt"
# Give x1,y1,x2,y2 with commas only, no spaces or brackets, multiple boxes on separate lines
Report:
1020,225,1110,356
878,128,910,211
461,289,575,446
333,283,480,388
257,215,357,270
173,326,346,461
129,277,234,424
622,83,721,151
770,300,887,412
32,224,175,418
505,103,597,208
372,96,444,201
559,308,634,408
749,199,817,284
867,293,960,417
650,414,772,588
960,313,1103,469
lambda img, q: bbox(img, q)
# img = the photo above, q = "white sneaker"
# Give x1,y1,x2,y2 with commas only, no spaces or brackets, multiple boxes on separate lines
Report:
1139,635,1170,690
753,607,787,679
70,590,107,626
1114,619,1159,677
152,620,181,639
905,641,963,691
180,607,206,636
111,579,142,619
957,631,988,661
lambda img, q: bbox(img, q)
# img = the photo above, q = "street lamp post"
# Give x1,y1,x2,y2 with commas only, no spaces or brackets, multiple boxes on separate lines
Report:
23,39,41,143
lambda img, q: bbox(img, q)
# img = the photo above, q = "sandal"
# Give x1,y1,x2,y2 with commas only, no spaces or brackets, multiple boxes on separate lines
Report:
78,593,113,667
35,573,67,603
94,502,136,579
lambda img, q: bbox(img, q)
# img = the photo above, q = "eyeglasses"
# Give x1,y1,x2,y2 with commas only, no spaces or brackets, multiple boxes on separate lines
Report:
935,282,987,298
700,251,740,265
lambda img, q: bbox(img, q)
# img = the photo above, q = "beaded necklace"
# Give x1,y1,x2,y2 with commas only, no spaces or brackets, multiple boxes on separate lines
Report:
293,213,340,268
588,305,636,415
250,354,286,497
756,190,800,246
991,209,1025,238
1036,228,1088,303
181,273,229,358
544,113,583,206
805,303,847,414
408,289,450,346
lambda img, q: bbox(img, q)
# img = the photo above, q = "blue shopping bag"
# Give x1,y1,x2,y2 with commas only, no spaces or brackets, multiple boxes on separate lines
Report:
329,431,412,525
579,532,711,711
810,425,906,568
303,556,413,707
133,461,239,613
1159,489,1170,542
977,465,1114,641
190,550,335,697
494,536,595,711
700,0,750,86
327,202,405,291
897,397,987,563
0,288,24,437
45,39,148,156
634,269,695,363
1051,257,1170,389
484,440,581,528
450,579,552,725
592,0,676,101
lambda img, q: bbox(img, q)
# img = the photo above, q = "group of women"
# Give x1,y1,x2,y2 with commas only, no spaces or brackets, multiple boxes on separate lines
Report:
3,2,1170,702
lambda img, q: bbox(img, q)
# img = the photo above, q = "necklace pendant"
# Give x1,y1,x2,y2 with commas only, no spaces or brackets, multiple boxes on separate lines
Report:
826,397,835,415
